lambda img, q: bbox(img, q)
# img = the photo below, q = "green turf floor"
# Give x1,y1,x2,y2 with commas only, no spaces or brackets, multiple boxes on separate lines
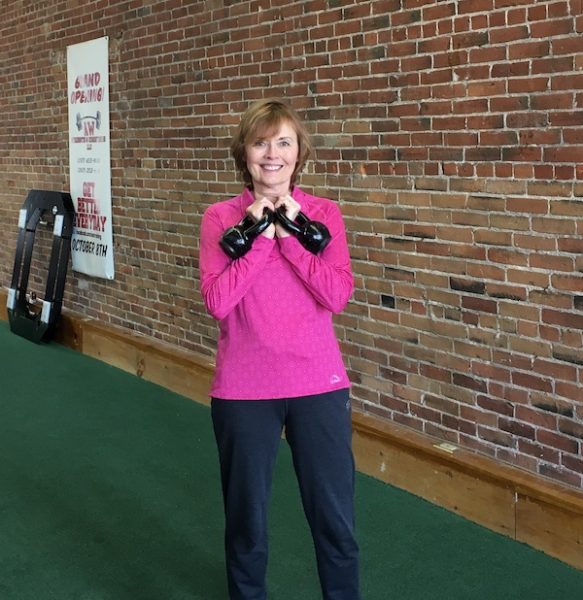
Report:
1,321,582,599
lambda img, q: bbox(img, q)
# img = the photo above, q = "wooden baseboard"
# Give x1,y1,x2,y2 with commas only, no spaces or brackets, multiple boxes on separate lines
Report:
1,287,582,570
352,411,583,570
56,311,215,408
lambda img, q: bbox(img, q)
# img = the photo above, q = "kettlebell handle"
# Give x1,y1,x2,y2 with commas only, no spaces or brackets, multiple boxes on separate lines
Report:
219,207,275,259
247,207,274,237
275,206,309,236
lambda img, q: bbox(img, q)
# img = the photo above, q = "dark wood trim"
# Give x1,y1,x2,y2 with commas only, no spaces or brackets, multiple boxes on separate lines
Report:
352,411,583,570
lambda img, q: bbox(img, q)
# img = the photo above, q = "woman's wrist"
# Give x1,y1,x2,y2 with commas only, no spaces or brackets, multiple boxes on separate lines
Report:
261,224,276,239
275,223,291,238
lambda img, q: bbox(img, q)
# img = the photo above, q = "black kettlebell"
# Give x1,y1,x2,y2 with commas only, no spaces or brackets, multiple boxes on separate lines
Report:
276,206,331,254
220,208,275,259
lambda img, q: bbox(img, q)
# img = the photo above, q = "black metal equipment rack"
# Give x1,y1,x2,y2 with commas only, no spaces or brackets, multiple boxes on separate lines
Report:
7,190,75,343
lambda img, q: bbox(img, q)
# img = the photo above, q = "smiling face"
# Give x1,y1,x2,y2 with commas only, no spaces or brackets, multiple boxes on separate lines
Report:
244,120,299,197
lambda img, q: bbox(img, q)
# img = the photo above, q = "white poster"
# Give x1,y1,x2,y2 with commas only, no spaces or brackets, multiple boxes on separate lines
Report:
67,36,114,279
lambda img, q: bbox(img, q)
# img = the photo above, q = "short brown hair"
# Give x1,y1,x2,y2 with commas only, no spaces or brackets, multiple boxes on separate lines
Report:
230,98,312,188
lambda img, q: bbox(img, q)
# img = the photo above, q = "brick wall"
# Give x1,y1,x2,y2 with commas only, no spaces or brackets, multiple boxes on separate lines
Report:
1,0,582,488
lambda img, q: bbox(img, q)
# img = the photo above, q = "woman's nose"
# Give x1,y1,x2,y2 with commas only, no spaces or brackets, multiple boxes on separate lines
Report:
264,142,277,157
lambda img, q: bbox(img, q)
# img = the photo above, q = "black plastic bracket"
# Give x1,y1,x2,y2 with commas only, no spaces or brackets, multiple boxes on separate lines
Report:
7,190,75,343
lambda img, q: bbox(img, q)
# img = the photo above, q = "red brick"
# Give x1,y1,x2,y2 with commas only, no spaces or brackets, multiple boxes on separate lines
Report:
537,429,580,453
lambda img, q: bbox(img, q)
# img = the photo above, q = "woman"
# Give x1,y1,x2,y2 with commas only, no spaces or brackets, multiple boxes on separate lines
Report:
199,98,360,600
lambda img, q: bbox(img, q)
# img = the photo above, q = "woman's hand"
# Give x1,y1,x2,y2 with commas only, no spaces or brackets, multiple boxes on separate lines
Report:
246,196,276,239
274,195,301,238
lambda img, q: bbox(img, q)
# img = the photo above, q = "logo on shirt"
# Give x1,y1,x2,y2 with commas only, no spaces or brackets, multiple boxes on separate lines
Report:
330,374,341,384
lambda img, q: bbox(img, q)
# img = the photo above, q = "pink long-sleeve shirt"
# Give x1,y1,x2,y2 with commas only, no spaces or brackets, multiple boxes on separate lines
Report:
199,186,353,400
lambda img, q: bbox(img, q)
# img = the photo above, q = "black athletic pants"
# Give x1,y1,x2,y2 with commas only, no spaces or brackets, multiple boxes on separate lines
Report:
211,389,360,600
